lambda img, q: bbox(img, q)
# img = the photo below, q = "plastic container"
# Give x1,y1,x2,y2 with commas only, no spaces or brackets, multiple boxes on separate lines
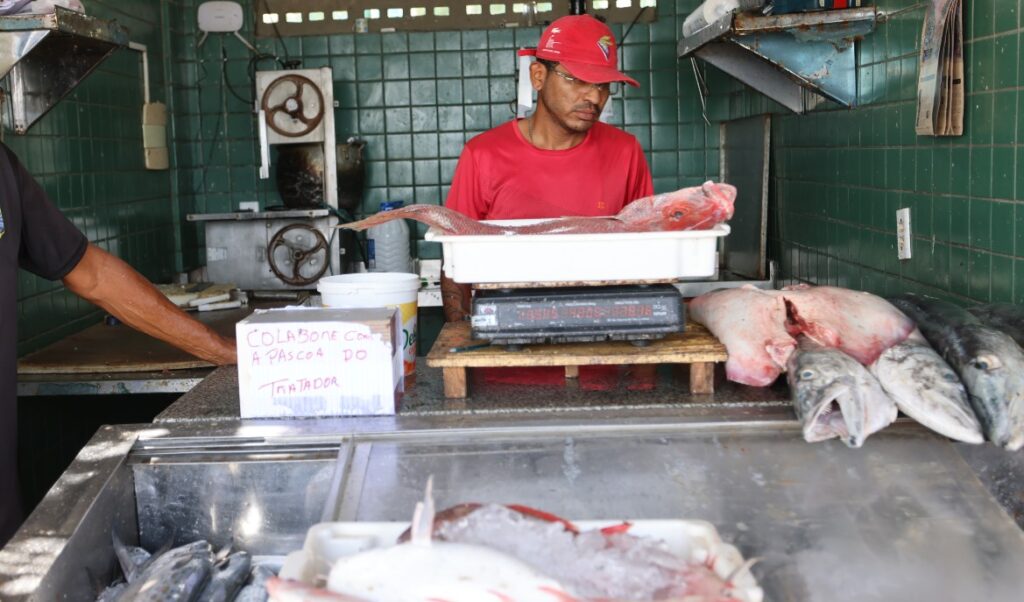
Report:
279,519,763,602
683,0,740,37
318,273,419,377
367,201,412,274
426,222,730,285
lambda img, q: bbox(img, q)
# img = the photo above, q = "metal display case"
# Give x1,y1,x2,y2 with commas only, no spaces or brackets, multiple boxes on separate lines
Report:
2,409,1024,601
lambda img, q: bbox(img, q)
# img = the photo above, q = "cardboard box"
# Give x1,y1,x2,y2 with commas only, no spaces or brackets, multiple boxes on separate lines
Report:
236,307,403,418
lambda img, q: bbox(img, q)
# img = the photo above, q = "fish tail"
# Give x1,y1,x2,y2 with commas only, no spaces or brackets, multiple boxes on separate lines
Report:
340,206,420,231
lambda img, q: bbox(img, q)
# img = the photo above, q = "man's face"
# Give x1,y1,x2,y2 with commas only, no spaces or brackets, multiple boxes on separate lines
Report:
531,61,610,134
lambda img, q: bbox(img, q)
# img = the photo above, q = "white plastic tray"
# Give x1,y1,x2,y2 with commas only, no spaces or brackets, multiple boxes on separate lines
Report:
425,222,730,285
277,518,762,602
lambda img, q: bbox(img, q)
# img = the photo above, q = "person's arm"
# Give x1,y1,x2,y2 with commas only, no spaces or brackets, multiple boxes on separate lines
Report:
62,244,237,365
441,144,485,323
441,273,472,323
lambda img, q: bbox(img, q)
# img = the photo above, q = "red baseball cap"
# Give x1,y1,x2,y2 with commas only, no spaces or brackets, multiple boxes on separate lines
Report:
535,15,639,88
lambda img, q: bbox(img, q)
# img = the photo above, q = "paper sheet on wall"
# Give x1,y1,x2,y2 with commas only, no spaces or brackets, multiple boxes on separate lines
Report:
915,0,963,136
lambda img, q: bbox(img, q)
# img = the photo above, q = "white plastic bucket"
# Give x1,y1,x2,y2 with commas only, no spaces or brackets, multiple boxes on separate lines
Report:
318,273,419,377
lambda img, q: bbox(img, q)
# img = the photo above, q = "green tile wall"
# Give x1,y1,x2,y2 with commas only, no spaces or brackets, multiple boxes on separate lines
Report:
170,0,719,264
709,0,1022,304
14,0,173,354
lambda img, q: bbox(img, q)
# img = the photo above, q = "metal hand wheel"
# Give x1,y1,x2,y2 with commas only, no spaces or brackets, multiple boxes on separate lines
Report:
267,223,330,286
260,74,325,137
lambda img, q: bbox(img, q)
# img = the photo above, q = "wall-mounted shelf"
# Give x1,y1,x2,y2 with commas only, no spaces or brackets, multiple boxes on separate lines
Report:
0,7,128,133
678,7,879,114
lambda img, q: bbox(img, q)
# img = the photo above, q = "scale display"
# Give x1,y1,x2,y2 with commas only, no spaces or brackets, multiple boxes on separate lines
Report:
471,285,685,346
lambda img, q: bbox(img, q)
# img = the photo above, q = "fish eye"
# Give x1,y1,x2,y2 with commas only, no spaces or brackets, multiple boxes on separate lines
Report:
974,355,1002,372
800,369,815,380
672,211,683,219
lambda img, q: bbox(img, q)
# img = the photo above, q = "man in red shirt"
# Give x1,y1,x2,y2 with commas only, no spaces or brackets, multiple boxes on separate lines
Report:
442,14,653,321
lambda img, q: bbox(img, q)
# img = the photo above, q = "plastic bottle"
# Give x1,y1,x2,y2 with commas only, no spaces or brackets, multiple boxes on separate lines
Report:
367,200,413,274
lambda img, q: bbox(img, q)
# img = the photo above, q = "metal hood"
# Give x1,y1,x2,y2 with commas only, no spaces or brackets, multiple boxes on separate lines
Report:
0,6,128,133
678,6,879,114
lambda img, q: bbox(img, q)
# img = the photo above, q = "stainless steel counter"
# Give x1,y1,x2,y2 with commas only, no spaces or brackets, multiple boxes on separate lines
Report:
3,409,1024,601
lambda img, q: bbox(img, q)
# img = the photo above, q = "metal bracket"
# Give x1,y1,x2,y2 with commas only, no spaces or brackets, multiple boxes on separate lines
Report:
0,7,128,133
678,7,878,114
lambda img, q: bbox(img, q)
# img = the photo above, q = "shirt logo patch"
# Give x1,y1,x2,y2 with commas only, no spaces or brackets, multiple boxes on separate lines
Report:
597,35,613,61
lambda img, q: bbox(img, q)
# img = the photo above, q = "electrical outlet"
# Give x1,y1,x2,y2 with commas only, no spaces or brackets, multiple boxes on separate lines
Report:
896,207,912,260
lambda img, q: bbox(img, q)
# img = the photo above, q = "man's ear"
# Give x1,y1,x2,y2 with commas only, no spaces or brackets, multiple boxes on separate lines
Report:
529,61,547,91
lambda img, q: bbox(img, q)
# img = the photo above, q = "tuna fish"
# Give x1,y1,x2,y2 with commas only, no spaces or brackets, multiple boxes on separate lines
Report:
787,338,898,448
196,550,251,602
235,565,275,602
889,294,1024,450
868,331,983,444
779,285,915,365
967,303,1024,348
114,540,214,602
689,286,797,386
340,181,736,236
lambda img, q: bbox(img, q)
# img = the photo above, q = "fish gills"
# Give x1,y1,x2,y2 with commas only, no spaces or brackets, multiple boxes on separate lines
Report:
787,339,898,448
869,336,983,444
890,294,1024,451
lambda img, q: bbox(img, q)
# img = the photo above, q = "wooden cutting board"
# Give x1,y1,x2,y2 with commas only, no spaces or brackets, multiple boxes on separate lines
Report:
17,307,249,375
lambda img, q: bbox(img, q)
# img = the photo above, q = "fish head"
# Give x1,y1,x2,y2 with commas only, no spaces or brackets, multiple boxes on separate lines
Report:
792,371,867,448
656,181,738,230
959,330,1024,450
787,345,873,448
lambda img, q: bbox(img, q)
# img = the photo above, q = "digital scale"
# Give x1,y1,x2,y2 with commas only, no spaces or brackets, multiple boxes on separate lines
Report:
470,285,685,347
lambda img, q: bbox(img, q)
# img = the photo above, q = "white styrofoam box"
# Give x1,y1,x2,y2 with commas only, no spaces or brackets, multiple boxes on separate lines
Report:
278,519,762,602
236,307,403,418
425,222,731,284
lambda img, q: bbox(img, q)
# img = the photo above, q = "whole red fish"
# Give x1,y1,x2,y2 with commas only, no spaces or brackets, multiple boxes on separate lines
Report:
341,181,737,235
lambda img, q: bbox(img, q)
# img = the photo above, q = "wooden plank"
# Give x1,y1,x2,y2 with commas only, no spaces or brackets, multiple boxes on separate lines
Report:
426,322,727,368
689,362,715,395
442,367,468,398
564,365,580,379
17,308,248,375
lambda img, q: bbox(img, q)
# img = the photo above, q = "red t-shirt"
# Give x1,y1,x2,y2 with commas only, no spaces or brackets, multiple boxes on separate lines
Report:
445,119,653,219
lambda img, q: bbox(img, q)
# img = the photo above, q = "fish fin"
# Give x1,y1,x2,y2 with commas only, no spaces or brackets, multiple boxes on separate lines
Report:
111,532,138,583
410,476,436,546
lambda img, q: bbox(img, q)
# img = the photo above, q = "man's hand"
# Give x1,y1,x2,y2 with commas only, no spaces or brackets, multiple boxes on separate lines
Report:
440,273,472,323
62,244,237,365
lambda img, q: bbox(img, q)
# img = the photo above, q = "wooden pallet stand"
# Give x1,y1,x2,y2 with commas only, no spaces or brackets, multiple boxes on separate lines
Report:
426,321,728,399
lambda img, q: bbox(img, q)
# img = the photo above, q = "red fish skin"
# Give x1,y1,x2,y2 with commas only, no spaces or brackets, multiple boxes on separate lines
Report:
341,181,737,236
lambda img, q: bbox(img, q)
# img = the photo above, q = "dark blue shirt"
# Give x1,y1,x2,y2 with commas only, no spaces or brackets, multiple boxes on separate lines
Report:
0,143,87,544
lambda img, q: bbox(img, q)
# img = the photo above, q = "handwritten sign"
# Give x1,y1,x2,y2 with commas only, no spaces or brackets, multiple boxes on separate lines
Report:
236,307,402,418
